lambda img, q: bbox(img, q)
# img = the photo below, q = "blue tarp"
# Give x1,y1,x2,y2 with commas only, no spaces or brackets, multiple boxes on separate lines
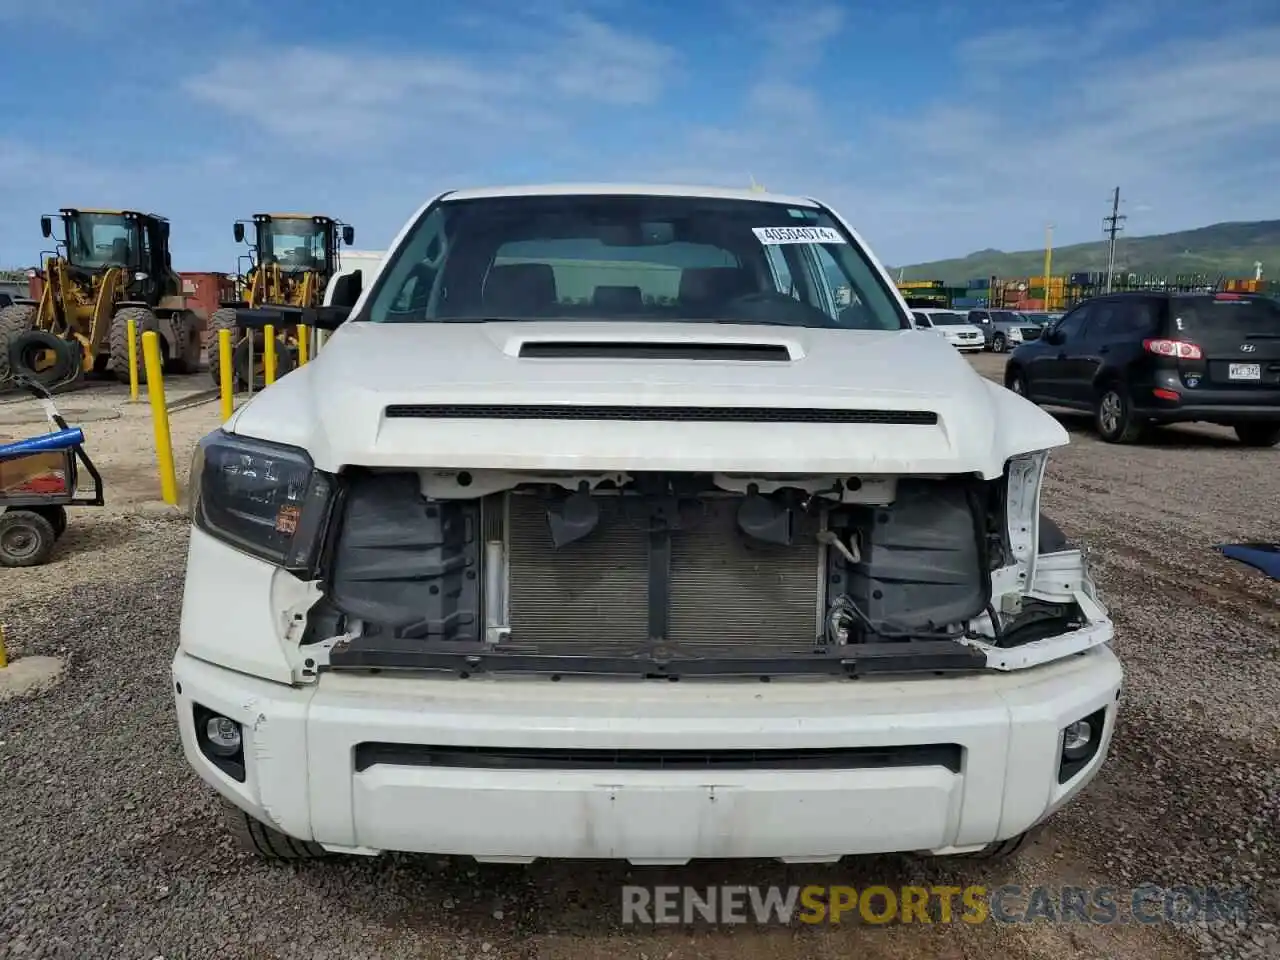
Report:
1216,543,1280,581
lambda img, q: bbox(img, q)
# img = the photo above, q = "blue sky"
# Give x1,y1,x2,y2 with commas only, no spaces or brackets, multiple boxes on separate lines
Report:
2,0,1279,272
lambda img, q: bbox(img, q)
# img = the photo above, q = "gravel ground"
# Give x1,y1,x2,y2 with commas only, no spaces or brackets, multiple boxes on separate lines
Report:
1,356,1277,960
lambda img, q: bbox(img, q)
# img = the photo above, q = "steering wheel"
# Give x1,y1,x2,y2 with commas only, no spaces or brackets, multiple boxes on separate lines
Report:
723,290,838,327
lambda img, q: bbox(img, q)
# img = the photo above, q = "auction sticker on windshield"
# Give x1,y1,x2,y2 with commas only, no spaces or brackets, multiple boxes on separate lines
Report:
753,226,846,244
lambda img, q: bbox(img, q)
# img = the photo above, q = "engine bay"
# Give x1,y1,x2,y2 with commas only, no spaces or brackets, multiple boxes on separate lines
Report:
296,467,1076,667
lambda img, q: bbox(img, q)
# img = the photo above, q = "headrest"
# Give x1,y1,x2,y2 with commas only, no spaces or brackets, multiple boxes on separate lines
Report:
592,285,643,311
483,263,558,314
678,267,756,304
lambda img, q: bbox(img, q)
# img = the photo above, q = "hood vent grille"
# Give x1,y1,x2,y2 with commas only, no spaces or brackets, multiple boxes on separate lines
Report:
517,341,793,362
384,404,938,425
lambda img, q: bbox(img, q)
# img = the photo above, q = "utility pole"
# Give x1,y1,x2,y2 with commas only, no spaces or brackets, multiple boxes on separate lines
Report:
1103,187,1126,293
1043,223,1054,309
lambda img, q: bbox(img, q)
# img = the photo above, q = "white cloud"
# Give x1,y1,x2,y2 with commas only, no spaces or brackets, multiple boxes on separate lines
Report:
183,11,677,155
544,13,678,104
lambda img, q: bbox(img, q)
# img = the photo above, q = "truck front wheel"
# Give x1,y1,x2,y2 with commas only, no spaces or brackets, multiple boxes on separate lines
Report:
223,804,328,861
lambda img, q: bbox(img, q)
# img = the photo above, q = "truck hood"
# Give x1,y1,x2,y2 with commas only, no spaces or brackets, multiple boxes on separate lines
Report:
227,320,1068,478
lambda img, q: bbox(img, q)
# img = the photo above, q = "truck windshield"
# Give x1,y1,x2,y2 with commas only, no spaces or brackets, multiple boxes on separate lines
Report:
365,194,909,330
65,214,138,270
258,219,329,273
930,312,967,325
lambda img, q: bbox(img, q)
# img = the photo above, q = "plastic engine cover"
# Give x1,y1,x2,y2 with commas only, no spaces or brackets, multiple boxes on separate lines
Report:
327,471,480,641
839,477,987,632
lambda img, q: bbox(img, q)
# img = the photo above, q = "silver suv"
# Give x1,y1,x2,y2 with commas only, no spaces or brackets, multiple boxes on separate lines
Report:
966,309,1044,353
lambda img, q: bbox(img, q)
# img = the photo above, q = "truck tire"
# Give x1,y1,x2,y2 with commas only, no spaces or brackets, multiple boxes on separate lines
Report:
206,308,239,387
0,303,37,384
0,509,58,567
962,830,1034,861
109,307,160,385
224,804,328,861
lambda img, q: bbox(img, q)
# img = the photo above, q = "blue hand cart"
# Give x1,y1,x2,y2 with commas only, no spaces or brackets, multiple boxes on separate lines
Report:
0,377,104,566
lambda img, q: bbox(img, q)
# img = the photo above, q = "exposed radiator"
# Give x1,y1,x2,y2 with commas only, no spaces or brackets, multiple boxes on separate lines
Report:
503,492,824,647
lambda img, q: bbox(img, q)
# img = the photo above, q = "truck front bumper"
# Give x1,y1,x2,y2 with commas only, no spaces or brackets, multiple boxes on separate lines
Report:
172,646,1122,864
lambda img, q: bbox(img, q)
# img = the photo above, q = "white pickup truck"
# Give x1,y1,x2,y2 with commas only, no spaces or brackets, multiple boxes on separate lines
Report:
173,183,1121,865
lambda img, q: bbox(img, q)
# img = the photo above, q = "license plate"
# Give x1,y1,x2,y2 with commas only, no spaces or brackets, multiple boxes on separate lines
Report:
1229,363,1261,380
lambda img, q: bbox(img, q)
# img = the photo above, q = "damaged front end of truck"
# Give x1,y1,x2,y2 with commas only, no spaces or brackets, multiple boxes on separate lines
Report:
186,431,1112,685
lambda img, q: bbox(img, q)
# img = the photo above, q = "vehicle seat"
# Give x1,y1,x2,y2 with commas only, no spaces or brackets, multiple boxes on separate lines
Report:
592,285,643,312
110,238,130,263
678,267,756,312
482,263,558,315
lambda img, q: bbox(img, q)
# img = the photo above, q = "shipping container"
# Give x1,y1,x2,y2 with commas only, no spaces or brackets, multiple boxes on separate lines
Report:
179,272,236,320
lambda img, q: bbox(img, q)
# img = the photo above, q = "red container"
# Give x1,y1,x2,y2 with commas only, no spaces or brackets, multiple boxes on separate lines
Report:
28,272,43,301
179,272,235,320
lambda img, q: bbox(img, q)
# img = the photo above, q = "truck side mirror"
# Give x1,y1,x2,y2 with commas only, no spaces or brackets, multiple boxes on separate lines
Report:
233,223,245,244
342,225,355,245
330,270,362,309
40,216,52,239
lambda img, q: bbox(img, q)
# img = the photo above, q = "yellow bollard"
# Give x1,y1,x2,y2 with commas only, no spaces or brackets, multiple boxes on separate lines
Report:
264,324,277,385
142,331,179,506
0,623,7,669
126,317,140,402
218,328,233,422
297,325,309,366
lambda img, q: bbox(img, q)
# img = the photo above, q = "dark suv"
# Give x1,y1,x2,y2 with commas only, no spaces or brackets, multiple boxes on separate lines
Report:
1003,291,1280,446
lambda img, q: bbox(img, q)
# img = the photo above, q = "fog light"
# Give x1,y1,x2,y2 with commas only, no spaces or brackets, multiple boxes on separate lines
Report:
205,715,242,757
1057,706,1107,784
1062,719,1093,760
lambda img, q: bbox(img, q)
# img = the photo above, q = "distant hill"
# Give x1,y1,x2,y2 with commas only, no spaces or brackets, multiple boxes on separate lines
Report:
894,220,1280,284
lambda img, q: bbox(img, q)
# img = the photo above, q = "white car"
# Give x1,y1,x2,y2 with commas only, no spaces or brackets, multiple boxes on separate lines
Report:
911,308,985,352
174,183,1121,866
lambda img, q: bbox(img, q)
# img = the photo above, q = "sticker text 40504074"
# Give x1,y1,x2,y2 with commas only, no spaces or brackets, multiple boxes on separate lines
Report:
752,226,847,245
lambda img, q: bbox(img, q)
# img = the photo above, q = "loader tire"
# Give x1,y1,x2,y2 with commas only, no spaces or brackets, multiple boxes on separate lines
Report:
223,803,328,862
109,306,160,385
164,311,199,375
233,335,294,391
206,308,240,387
0,303,37,384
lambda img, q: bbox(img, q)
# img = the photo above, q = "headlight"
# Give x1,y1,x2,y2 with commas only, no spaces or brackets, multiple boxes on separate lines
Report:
1009,328,1023,340
190,430,335,573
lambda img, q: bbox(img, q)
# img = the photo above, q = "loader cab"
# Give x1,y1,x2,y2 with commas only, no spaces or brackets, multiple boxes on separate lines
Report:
53,209,144,273
240,214,354,277
43,209,176,299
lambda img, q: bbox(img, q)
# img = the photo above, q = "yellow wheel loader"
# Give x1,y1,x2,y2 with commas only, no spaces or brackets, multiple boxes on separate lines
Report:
0,209,204,391
207,213,355,389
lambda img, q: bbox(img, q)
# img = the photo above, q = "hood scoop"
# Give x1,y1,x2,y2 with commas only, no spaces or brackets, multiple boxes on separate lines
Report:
516,340,795,362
